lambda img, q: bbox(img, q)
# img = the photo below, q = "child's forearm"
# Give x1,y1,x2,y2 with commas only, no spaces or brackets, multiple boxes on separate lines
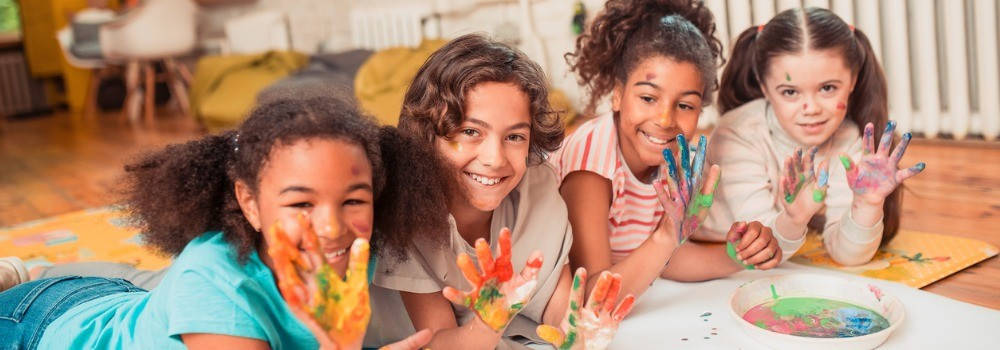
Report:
659,241,743,282
582,233,678,301
850,197,884,227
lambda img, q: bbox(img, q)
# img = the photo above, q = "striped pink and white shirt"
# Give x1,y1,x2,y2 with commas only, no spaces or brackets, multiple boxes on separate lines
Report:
551,114,663,263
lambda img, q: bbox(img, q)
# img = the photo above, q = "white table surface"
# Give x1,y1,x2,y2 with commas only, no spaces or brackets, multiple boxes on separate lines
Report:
610,262,1000,349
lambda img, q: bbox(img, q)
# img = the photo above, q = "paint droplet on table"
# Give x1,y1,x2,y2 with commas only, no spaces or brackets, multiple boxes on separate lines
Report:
681,338,688,341
770,284,779,300
704,336,710,339
699,312,712,317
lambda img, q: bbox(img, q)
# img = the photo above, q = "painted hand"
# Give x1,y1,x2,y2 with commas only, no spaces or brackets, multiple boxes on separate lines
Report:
841,121,926,204
443,228,543,331
536,269,635,350
266,215,371,349
656,134,722,245
725,221,782,270
780,146,830,224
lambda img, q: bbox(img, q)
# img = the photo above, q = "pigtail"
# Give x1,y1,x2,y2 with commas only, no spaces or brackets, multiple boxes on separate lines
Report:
847,28,899,245
124,130,255,259
718,26,765,114
372,126,451,260
568,0,722,116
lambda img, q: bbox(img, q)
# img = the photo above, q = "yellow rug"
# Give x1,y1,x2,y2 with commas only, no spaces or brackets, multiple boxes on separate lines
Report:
0,207,170,271
790,229,999,288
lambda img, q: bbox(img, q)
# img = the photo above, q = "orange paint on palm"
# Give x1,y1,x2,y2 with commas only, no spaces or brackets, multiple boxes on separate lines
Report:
266,215,372,347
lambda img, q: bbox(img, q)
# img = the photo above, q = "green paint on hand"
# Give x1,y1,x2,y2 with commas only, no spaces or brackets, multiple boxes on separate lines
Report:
687,193,715,215
770,284,779,300
570,301,579,311
812,189,826,202
560,331,578,350
839,155,852,170
572,275,581,290
568,313,577,327
726,241,755,270
785,193,795,203
510,302,524,311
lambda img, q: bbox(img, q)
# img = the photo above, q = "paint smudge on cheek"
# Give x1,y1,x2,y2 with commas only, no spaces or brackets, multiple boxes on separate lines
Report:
449,141,463,152
742,297,890,338
350,220,371,236
837,101,847,110
802,103,808,110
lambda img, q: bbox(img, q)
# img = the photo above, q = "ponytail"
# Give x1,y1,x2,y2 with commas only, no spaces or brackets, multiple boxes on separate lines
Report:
718,26,765,114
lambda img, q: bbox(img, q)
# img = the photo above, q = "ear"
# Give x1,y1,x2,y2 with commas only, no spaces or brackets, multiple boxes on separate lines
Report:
235,180,261,232
611,82,624,113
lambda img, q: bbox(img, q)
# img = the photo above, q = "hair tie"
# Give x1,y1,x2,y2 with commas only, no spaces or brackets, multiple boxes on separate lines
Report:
233,132,240,153
849,24,855,32
757,24,765,33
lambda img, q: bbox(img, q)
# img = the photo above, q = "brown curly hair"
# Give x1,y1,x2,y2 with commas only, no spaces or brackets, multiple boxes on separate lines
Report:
567,0,724,116
123,89,451,262
397,33,563,165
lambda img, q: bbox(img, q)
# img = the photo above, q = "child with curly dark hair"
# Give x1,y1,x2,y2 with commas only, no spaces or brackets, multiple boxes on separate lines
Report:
0,91,450,350
551,0,782,302
370,34,636,349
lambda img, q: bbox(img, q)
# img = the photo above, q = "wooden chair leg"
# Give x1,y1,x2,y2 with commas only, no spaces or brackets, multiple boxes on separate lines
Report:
122,61,142,123
143,62,155,123
163,59,191,119
83,68,102,120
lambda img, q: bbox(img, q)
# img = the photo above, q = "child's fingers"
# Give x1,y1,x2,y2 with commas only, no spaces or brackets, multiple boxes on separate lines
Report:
662,148,681,186
678,134,692,187
743,240,777,265
725,221,748,243
568,267,587,317
586,271,613,311
474,238,496,277
877,120,896,157
890,132,912,165
346,238,370,285
442,286,470,307
519,250,544,282
654,179,672,207
700,164,721,196
602,273,623,314
662,165,682,205
456,253,483,287
793,148,803,173
804,147,817,179
496,228,514,281
612,294,636,322
895,162,926,183
863,122,875,155
499,228,513,260
754,249,782,270
691,135,707,189
816,160,830,188
839,154,858,180
536,324,566,347
736,221,762,251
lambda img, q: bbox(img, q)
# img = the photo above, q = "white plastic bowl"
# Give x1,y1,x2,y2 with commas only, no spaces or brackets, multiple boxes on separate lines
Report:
730,274,904,350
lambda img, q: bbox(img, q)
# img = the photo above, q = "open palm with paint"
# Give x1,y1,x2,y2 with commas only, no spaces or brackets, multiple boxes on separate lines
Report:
536,268,635,350
656,134,722,245
265,214,371,349
443,228,543,331
780,146,831,225
840,121,925,203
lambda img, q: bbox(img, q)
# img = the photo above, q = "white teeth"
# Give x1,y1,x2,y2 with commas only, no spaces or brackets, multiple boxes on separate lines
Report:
324,248,347,261
467,172,502,186
641,131,669,145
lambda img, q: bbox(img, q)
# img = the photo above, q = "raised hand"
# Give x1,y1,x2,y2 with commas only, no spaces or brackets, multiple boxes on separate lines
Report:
780,146,830,224
266,214,371,349
443,228,543,331
657,134,722,244
841,121,925,204
536,268,635,350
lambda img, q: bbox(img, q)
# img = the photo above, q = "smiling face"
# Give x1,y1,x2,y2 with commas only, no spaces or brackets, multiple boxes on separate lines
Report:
612,55,704,175
237,138,374,276
761,49,856,146
435,82,531,213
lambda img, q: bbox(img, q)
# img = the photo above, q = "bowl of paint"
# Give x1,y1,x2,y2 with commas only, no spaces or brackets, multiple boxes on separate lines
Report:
729,274,904,350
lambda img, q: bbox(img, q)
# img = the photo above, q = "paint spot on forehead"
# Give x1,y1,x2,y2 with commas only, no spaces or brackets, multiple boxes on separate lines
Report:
351,166,361,176
785,72,792,81
645,73,656,80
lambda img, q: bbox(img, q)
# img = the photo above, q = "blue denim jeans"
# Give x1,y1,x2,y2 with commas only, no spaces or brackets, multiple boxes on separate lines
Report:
0,276,145,349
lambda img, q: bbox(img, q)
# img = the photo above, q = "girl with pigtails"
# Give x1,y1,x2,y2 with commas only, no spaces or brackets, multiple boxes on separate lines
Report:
705,7,926,266
552,0,783,305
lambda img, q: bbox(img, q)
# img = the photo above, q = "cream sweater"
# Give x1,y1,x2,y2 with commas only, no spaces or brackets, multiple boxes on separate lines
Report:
699,99,883,265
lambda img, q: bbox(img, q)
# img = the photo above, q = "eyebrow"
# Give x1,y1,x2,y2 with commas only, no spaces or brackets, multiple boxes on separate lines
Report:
279,186,315,195
466,118,531,132
776,79,843,90
635,81,660,89
346,183,374,193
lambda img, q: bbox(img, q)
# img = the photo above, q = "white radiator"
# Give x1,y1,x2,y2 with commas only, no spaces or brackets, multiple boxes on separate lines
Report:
0,50,48,116
702,0,1000,141
349,4,434,51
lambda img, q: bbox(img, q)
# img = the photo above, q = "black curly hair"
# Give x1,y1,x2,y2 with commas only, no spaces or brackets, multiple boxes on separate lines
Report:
123,88,451,262
567,0,724,116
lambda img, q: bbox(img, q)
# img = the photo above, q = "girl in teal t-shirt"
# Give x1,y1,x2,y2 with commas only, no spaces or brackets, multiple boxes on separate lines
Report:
0,92,451,349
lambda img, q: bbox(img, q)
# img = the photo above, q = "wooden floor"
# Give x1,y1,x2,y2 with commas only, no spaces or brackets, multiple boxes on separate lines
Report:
2,111,999,309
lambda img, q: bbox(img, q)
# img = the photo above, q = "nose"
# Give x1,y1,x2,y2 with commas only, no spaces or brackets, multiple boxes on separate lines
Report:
477,136,508,168
658,108,674,128
803,96,822,115
311,206,347,240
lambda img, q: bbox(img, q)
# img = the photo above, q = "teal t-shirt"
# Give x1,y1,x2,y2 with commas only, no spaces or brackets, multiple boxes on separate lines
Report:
37,232,318,349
